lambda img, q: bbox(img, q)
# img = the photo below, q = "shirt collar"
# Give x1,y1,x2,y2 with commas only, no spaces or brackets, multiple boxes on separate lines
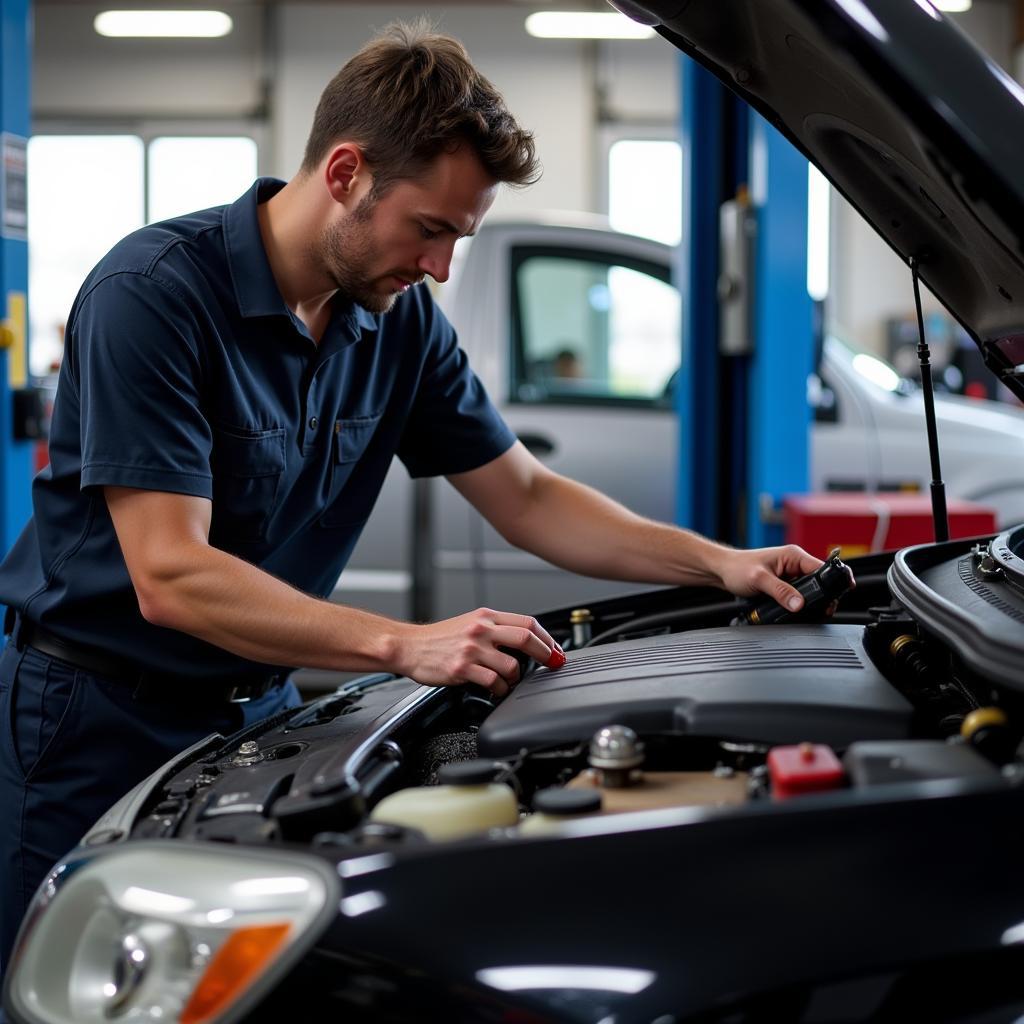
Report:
352,304,381,333
224,177,289,319
224,177,380,336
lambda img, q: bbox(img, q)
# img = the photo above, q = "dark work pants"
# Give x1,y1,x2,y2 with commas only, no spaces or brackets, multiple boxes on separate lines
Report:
0,638,301,980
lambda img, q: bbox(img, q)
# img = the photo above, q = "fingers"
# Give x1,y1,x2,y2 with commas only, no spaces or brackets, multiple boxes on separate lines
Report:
748,546,819,608
409,608,563,697
490,611,557,652
722,545,854,615
465,610,557,669
487,612,565,670
781,544,822,576
773,580,805,613
490,624,554,665
461,664,511,698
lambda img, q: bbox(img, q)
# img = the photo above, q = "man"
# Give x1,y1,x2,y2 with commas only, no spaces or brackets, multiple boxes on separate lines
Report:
0,22,823,969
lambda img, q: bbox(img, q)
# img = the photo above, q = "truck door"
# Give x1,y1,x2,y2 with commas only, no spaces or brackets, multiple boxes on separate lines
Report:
434,244,680,616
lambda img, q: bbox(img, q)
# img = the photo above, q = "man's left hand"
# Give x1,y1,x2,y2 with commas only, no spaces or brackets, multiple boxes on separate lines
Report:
716,545,825,612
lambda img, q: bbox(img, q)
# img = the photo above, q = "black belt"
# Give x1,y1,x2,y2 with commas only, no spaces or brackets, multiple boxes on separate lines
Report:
16,620,288,705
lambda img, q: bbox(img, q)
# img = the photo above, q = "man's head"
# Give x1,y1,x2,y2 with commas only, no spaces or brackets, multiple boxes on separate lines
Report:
300,22,539,312
315,141,501,313
302,20,539,198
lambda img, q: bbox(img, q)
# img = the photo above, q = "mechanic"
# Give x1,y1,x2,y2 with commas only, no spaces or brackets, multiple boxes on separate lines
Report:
0,22,826,973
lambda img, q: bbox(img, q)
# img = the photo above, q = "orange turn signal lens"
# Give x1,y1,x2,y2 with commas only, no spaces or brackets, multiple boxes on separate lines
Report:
181,923,291,1024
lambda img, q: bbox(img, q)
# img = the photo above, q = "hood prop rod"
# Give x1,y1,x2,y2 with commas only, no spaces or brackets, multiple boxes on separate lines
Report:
909,255,949,543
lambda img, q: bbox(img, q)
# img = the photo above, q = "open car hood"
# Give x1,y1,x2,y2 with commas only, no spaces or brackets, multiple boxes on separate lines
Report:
611,0,1024,402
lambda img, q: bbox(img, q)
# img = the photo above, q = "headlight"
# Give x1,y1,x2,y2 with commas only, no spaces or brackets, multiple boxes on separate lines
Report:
4,842,338,1024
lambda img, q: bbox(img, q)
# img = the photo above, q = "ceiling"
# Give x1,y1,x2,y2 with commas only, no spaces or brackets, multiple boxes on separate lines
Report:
33,0,566,5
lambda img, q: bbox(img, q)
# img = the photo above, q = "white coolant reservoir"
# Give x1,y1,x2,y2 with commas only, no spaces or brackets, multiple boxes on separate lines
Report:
519,786,603,836
369,759,518,840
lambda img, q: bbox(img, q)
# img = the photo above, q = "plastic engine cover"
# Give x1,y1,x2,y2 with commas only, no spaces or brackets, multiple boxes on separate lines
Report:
478,625,913,757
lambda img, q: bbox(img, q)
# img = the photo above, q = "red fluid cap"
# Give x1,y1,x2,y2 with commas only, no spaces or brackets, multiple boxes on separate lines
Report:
767,743,845,800
545,647,566,670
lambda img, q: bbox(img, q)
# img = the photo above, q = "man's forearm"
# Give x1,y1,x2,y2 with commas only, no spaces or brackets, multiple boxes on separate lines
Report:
137,539,403,671
106,486,559,691
500,471,731,588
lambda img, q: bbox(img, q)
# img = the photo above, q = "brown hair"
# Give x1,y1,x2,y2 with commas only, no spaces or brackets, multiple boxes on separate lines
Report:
300,20,540,194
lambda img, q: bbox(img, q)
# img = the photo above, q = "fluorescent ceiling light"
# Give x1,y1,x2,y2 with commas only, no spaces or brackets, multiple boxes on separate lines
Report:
525,12,655,39
934,0,972,11
94,10,233,38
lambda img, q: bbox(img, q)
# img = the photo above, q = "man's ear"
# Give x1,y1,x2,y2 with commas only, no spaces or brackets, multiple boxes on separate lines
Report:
324,143,368,205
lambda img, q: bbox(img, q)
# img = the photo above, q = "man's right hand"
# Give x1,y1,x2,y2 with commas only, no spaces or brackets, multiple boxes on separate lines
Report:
391,608,560,697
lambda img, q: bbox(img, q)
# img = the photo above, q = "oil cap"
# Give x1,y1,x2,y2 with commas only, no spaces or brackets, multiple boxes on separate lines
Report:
589,724,644,788
589,725,644,770
437,759,506,786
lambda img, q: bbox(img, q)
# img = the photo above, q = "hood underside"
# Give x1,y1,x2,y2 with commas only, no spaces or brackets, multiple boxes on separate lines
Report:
612,0,1024,401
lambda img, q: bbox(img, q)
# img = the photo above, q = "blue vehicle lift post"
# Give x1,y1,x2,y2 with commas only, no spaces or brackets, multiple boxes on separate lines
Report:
746,114,813,548
0,0,34,553
677,55,813,548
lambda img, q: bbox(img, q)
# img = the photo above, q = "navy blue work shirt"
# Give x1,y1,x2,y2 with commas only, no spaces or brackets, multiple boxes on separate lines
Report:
0,178,516,679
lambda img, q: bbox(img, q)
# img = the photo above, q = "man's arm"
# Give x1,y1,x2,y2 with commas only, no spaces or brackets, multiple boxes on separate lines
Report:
447,442,823,612
105,486,556,696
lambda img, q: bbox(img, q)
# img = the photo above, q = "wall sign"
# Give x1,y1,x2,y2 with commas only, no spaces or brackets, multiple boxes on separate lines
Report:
1,134,28,242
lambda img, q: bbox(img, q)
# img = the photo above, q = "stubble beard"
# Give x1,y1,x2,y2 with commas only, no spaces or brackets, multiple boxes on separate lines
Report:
319,194,400,315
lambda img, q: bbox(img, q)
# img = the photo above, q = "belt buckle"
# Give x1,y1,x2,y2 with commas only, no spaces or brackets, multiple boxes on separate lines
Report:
227,684,253,704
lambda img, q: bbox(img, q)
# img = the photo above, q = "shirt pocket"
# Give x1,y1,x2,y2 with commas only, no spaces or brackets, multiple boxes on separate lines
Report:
210,425,287,543
321,413,383,528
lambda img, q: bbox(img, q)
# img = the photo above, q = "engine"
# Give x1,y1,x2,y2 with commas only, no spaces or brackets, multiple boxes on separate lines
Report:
115,536,1024,852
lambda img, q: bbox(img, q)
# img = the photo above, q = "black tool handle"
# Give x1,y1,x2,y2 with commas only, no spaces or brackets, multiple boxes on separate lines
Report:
741,548,855,625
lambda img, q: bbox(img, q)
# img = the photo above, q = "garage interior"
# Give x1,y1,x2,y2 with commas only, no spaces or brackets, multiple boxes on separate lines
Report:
3,0,1020,556
4,3,1024,1021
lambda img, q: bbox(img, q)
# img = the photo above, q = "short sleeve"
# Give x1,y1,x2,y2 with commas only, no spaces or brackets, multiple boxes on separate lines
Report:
395,290,516,478
69,272,214,497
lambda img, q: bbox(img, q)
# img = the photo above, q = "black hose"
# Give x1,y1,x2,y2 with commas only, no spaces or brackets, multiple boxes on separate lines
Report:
582,601,744,648
581,586,884,649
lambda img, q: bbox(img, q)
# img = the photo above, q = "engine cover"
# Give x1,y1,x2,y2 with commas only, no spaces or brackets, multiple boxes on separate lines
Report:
478,625,913,756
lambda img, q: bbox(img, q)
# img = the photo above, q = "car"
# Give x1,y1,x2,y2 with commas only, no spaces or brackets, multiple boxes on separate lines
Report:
8,0,1024,1021
333,216,1024,630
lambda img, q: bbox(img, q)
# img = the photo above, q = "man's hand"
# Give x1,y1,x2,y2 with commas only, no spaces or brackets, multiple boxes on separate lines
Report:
391,608,561,698
715,545,828,612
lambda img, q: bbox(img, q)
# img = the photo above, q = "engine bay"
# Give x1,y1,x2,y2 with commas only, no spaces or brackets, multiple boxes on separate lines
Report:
110,530,1024,854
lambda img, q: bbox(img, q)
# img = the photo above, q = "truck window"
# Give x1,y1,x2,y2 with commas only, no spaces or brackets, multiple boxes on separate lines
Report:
510,247,680,407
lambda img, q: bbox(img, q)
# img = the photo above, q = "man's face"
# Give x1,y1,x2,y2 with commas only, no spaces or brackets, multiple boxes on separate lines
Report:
320,145,499,314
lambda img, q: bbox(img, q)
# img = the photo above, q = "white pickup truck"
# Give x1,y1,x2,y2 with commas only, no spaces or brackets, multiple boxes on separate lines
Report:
332,217,1024,624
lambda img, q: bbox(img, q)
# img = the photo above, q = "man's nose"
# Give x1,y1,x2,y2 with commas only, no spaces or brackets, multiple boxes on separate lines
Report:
417,242,455,284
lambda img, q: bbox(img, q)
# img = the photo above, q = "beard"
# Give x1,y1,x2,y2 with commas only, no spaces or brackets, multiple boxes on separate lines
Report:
318,194,414,315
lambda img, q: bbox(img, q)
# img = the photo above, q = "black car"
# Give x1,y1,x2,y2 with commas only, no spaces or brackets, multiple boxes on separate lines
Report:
9,1,1024,1021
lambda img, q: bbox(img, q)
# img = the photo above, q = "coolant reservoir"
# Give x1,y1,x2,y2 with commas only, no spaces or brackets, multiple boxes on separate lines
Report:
519,786,603,836
369,759,518,840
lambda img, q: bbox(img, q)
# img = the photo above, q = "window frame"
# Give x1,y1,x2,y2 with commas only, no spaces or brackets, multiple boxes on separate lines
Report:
31,117,266,223
27,119,265,374
508,243,679,411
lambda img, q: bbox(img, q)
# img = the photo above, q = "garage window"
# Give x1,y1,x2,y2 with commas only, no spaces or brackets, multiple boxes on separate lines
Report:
28,133,258,376
27,135,145,375
608,138,682,246
510,247,680,407
147,136,257,222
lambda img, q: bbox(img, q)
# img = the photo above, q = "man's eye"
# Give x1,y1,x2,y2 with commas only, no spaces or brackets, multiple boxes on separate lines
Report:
419,224,440,240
